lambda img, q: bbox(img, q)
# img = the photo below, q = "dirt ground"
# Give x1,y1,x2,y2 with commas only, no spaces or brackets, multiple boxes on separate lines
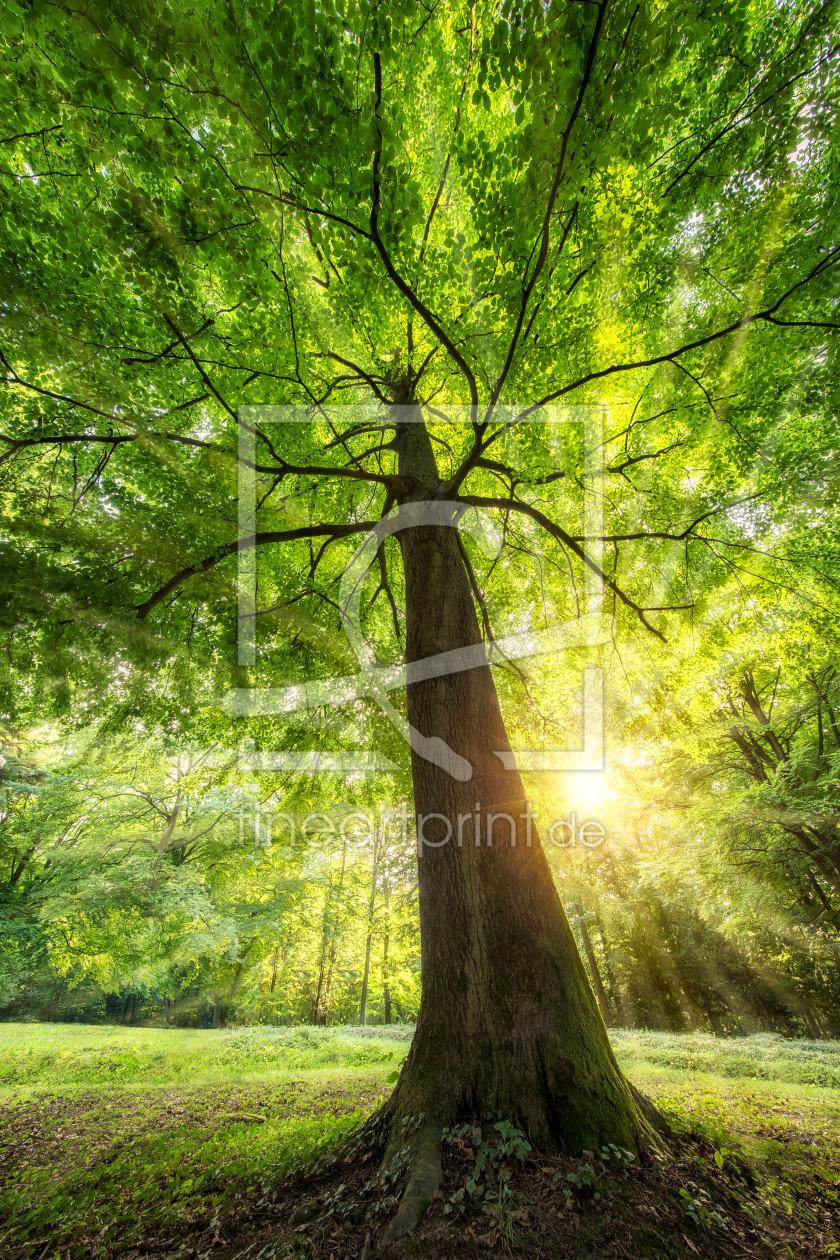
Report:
149,1125,836,1260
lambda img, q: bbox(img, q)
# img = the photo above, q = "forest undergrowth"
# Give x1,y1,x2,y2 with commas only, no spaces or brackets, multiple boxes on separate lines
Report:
0,1024,838,1260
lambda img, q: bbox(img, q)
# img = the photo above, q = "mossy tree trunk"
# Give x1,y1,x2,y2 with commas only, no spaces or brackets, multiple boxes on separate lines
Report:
381,414,659,1164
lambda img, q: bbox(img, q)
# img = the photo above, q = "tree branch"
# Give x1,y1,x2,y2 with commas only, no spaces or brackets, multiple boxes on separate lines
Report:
487,1,607,415
457,494,666,639
370,52,479,409
511,246,840,420
135,522,376,619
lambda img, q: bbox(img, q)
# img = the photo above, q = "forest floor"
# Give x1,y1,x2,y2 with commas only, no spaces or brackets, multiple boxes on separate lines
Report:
0,1023,838,1260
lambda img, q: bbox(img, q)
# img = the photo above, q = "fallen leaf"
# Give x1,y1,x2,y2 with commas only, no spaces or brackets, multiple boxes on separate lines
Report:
683,1234,699,1254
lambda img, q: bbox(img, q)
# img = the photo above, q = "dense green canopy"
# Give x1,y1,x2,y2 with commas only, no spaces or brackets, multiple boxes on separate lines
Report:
1,0,839,1044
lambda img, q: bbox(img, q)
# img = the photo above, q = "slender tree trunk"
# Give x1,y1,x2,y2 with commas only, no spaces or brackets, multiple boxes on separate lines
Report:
311,933,329,1025
360,933,373,1027
383,415,660,1160
269,948,280,993
228,963,245,1025
383,932,391,1025
311,872,339,1024
575,905,612,1028
360,828,382,1026
320,838,348,1026
320,943,337,1025
212,993,221,1029
595,914,623,1026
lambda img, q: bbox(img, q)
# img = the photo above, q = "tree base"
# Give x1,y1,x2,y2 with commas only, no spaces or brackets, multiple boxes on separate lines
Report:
211,1116,813,1260
291,1073,671,1245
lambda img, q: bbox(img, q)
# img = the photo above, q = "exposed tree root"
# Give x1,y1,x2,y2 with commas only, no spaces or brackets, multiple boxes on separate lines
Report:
179,1118,831,1260
290,1080,670,1247
379,1120,443,1243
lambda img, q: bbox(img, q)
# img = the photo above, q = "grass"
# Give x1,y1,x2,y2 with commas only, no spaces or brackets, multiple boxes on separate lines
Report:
612,1030,840,1242
611,1028,840,1088
0,1023,838,1257
0,1021,411,1092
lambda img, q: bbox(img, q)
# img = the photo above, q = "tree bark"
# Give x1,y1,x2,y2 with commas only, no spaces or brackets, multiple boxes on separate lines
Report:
382,415,660,1168
383,933,391,1025
595,913,624,1026
575,905,612,1028
360,823,385,1026
359,932,373,1027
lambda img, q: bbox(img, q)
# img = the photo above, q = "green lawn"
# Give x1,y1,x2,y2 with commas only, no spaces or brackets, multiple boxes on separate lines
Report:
0,1023,838,1258
0,1021,411,1093
611,1030,840,1230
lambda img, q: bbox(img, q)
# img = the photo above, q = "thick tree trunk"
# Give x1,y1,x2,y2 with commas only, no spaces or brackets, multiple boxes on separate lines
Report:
384,416,660,1167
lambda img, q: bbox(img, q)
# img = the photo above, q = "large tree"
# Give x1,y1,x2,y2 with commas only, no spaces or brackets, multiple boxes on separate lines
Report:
1,0,839,1236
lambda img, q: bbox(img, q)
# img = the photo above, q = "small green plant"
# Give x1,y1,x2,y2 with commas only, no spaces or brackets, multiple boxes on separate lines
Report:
493,1118,532,1163
599,1143,636,1169
565,1163,596,1191
441,1115,532,1236
679,1185,726,1231
490,1169,518,1245
556,1162,602,1201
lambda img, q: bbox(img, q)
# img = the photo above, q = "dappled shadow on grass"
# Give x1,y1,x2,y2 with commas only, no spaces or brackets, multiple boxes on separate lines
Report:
1,1028,839,1259
99,1124,836,1260
0,1078,388,1259
0,1075,838,1260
